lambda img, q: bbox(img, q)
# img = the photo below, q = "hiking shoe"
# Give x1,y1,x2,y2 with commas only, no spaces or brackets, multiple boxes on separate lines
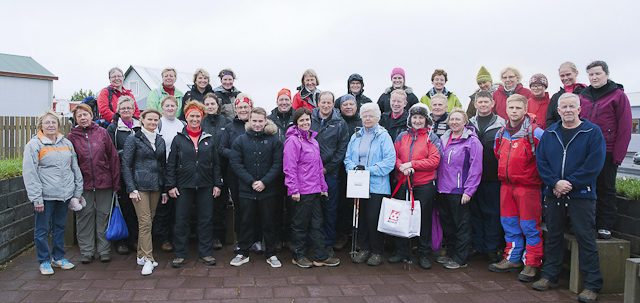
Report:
468,249,482,259
518,265,538,282
292,257,313,268
436,256,452,264
419,256,432,269
136,257,158,267
388,255,408,264
199,256,217,266
334,234,348,251
40,262,54,275
314,257,340,267
532,278,558,291
486,252,499,264
326,246,335,258
172,258,185,268
444,260,467,269
100,254,111,263
81,255,94,264
212,238,223,250
230,254,250,266
578,289,598,303
141,260,154,276
351,250,370,263
116,244,130,255
489,259,523,273
52,259,75,270
367,254,383,266
267,256,282,268
597,229,611,239
253,241,265,254
161,241,174,252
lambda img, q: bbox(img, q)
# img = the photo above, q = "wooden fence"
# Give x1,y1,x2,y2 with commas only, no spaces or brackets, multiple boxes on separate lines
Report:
0,116,74,159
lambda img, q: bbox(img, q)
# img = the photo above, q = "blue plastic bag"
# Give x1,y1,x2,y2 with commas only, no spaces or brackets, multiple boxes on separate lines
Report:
106,192,129,241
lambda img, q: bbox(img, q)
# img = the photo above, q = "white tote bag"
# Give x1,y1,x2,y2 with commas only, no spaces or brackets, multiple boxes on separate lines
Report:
377,178,421,238
347,170,370,199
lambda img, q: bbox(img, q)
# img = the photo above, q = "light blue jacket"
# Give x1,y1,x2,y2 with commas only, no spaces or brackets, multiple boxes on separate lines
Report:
344,125,396,195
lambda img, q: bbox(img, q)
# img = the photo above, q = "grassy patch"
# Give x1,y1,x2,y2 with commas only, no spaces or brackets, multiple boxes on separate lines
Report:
616,177,640,200
0,157,22,180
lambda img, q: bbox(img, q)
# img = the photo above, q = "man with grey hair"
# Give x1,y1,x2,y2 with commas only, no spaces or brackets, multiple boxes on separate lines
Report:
429,94,450,137
380,89,409,142
534,93,606,303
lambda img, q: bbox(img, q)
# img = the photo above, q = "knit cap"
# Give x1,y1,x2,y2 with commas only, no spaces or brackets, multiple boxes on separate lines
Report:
391,67,406,80
338,94,356,107
529,74,548,88
476,66,492,83
407,103,433,128
277,88,291,100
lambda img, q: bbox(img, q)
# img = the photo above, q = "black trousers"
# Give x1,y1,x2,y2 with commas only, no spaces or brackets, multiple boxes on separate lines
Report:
358,194,385,255
392,182,437,258
336,168,351,235
153,197,175,244
238,196,278,258
438,193,471,265
173,187,214,259
291,193,329,262
274,175,292,243
228,169,262,244
596,152,618,231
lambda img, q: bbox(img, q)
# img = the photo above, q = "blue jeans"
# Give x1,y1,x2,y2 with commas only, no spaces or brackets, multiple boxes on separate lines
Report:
323,174,339,246
34,200,69,264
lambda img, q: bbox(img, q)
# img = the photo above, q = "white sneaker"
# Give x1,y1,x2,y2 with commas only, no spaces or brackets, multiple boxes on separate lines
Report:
137,257,158,267
230,254,250,266
267,256,282,268
141,260,154,275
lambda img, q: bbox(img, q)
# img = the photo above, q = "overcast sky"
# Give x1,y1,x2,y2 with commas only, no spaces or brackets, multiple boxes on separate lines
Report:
3,0,639,110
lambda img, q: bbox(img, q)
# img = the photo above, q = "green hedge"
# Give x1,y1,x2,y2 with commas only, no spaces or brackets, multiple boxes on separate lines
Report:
0,157,22,180
616,177,640,200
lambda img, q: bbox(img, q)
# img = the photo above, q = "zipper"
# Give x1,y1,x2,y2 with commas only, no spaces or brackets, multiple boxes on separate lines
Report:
447,150,453,164
85,132,96,191
505,140,513,184
457,172,461,188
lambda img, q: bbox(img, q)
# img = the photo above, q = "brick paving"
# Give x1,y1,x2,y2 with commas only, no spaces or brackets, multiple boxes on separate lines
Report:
0,242,624,302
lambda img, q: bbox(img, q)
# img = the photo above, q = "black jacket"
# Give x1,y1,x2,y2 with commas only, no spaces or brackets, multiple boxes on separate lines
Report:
213,85,241,119
334,73,372,112
180,84,215,120
341,112,363,138
380,110,409,142
267,107,295,143
229,121,283,199
546,85,586,127
310,108,349,176
166,128,223,189
220,117,248,160
469,113,506,182
377,86,419,114
121,130,166,192
201,113,231,147
106,117,141,156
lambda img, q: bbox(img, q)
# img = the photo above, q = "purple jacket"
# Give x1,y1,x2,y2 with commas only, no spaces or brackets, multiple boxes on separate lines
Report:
579,81,632,165
437,126,483,196
283,125,328,196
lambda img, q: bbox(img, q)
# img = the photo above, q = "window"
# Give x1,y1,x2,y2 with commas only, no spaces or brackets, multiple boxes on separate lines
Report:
633,119,639,134
129,80,139,97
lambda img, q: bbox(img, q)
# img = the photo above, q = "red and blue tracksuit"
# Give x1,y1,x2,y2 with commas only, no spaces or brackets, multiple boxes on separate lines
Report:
494,115,544,267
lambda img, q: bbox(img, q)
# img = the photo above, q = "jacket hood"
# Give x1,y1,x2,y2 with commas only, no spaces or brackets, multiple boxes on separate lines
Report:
546,118,596,133
407,103,433,128
582,80,625,101
286,125,318,140
384,86,413,95
70,121,100,135
356,124,388,137
440,126,478,146
37,131,64,144
347,73,364,95
115,116,141,131
213,85,239,94
244,119,278,135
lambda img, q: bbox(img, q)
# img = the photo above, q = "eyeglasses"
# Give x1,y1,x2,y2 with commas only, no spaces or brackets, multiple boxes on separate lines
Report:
531,84,545,89
110,75,124,79
120,107,134,111
42,121,58,126
502,76,516,80
361,115,376,119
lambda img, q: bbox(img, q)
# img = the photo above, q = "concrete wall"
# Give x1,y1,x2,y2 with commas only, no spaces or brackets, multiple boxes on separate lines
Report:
0,76,52,117
614,197,640,257
0,176,33,265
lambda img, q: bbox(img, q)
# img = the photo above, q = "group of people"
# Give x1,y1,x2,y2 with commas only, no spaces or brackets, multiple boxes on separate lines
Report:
25,60,631,303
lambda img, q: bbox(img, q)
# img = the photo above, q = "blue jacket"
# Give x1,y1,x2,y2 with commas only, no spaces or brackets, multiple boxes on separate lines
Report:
344,124,396,195
536,119,606,200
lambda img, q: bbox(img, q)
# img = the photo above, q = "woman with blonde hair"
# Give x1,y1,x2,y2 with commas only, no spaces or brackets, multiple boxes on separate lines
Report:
292,69,321,111
492,66,533,120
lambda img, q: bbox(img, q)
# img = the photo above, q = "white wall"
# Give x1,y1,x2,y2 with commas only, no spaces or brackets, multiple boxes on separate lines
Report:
0,76,52,117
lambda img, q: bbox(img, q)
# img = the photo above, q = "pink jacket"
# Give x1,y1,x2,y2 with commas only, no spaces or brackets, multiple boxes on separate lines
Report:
283,125,328,196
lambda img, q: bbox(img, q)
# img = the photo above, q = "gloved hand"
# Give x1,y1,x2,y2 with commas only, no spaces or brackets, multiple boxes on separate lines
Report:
355,165,366,171
68,197,83,211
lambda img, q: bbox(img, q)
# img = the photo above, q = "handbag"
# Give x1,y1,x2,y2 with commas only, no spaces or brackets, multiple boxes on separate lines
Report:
346,169,370,199
105,192,129,241
377,177,421,238
431,206,443,251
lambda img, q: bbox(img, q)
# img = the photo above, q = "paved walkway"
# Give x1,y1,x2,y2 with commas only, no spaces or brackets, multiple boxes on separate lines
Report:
0,242,624,302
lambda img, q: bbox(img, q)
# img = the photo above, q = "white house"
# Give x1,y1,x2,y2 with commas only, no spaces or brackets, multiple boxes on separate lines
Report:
0,53,58,117
628,92,640,153
123,65,193,110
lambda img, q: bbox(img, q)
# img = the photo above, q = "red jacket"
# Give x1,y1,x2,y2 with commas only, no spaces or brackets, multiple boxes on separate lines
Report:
67,122,121,191
97,86,140,123
394,128,440,186
492,83,533,120
494,115,543,188
527,92,550,129
292,89,319,111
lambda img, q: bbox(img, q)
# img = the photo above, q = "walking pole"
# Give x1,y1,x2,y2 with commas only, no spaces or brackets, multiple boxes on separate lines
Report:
350,198,360,257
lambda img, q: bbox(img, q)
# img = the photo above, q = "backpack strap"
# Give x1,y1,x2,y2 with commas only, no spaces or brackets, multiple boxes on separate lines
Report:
106,87,115,112
527,124,535,156
496,127,505,156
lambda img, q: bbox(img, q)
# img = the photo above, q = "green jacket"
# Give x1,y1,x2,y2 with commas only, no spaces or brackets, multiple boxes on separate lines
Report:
146,86,184,117
420,89,462,112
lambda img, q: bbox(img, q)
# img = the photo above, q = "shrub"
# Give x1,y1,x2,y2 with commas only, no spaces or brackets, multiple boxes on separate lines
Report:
0,157,22,180
616,177,640,200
